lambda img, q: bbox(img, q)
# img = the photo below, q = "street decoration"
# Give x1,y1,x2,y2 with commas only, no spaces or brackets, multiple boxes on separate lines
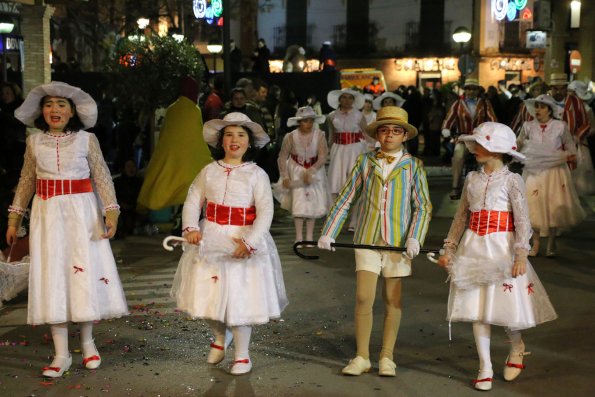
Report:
193,0,222,25
492,0,529,21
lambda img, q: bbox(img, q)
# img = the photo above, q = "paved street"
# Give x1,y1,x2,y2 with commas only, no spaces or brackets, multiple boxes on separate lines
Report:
1,174,594,397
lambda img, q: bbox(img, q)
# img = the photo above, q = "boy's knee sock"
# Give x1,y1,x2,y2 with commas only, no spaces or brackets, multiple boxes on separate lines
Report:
379,308,401,360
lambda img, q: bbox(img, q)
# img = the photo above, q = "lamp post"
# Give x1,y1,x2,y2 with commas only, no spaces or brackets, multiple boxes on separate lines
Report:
207,43,223,73
452,26,472,84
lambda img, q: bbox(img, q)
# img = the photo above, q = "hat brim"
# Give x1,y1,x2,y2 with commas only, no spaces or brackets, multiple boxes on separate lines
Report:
203,118,270,148
15,82,97,129
327,89,365,110
372,93,405,110
459,135,526,161
524,98,563,120
287,114,326,127
366,118,418,140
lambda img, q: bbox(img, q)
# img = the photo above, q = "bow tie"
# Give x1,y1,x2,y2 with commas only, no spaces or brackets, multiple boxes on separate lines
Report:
375,151,396,164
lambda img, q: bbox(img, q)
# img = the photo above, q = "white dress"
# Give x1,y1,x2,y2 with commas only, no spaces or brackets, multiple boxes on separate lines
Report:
573,102,595,196
327,109,370,194
170,161,288,326
518,119,586,236
274,128,331,218
10,131,128,325
444,167,557,331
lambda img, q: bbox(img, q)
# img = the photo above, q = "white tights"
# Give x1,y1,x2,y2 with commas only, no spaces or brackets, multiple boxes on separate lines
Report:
294,217,316,242
473,322,524,377
206,321,252,360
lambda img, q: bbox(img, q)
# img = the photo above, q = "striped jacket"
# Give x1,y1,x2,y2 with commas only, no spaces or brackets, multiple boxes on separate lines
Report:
561,93,590,139
510,102,531,134
321,151,432,246
442,97,497,135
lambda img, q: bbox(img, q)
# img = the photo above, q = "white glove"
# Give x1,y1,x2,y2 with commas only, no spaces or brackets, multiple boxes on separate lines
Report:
317,235,335,251
441,128,451,138
404,238,420,259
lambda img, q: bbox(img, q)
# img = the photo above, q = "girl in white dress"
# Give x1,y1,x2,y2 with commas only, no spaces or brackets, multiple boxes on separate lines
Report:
6,82,128,378
274,106,331,242
438,122,557,391
171,112,288,375
517,94,586,257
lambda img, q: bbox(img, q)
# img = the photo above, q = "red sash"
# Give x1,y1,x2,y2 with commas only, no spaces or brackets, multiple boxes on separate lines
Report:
333,132,364,145
469,210,515,236
290,154,318,169
205,201,256,226
36,178,93,200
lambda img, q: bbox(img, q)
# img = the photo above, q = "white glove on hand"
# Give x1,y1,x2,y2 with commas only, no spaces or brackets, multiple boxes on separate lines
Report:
441,128,451,138
317,235,335,251
404,238,420,259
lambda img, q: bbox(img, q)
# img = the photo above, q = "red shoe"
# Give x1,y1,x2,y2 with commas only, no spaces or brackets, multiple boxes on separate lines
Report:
42,355,72,378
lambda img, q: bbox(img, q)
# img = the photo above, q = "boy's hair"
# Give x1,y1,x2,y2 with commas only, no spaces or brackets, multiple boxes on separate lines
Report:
33,96,85,132
212,125,259,162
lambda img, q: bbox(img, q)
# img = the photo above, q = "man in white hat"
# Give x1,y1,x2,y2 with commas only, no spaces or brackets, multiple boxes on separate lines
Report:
549,73,590,140
441,78,497,199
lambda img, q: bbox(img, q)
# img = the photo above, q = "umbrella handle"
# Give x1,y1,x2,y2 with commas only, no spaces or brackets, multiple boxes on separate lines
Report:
163,236,187,251
293,240,442,261
426,252,440,264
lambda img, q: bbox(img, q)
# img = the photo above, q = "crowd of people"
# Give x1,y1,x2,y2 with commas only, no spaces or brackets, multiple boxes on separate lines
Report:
0,70,592,391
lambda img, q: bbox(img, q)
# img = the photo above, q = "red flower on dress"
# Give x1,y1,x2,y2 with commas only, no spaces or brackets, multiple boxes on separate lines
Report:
485,135,491,141
527,283,534,295
99,277,109,285
211,275,219,282
73,266,84,274
502,283,513,292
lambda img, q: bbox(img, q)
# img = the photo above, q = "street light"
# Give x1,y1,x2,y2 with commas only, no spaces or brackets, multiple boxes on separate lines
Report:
0,22,14,34
207,43,223,72
452,26,473,85
452,26,471,48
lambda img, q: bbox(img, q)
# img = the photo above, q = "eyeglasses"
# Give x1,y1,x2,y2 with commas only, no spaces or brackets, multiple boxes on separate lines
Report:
377,126,405,136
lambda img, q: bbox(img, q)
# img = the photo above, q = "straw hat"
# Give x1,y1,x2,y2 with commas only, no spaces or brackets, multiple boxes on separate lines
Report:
287,106,326,127
549,73,568,87
365,106,418,139
459,122,525,161
327,88,365,110
15,81,97,129
568,80,594,102
463,78,481,88
203,112,269,148
524,94,563,120
372,92,405,110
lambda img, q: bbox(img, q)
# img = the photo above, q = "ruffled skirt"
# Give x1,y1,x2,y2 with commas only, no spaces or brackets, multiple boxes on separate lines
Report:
447,230,557,331
28,193,129,325
170,220,288,326
328,141,368,194
523,165,586,235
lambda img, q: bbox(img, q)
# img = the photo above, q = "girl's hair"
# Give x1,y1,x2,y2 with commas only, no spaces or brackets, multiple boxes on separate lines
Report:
502,154,514,164
212,125,259,162
33,96,85,132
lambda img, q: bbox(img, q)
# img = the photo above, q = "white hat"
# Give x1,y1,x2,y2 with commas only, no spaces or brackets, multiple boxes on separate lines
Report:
459,122,525,161
322,40,331,46
568,80,594,102
327,88,365,110
463,78,481,88
15,81,97,129
524,94,563,120
203,112,269,148
372,92,405,110
287,106,326,127
363,93,374,102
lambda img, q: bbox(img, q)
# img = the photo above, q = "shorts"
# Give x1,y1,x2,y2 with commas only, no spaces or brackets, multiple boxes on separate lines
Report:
354,242,412,278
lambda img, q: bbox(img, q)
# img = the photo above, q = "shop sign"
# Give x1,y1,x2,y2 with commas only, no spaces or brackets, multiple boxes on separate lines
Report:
0,35,23,53
394,58,457,72
569,50,582,74
489,57,533,71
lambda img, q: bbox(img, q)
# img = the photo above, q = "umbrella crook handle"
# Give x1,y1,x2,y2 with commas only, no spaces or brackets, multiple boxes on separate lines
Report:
163,236,187,251
426,251,440,264
293,241,320,260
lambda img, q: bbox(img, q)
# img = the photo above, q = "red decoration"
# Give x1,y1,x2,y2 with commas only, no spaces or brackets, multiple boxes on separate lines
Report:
485,135,491,140
527,283,534,294
211,275,219,282
503,283,513,292
99,277,109,285
73,266,84,274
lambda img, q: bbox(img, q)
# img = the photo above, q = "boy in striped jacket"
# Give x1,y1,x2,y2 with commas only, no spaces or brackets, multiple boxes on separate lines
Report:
318,106,432,377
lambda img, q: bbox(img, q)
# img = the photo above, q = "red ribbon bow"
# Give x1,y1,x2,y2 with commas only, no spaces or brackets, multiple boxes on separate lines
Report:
527,283,534,295
503,283,513,292
99,277,109,285
73,266,84,273
42,366,61,372
211,276,219,283
233,359,250,364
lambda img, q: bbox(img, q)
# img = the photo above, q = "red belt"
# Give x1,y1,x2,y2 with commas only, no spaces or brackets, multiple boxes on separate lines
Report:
333,132,364,145
36,178,93,200
290,154,318,169
205,201,256,226
469,210,515,236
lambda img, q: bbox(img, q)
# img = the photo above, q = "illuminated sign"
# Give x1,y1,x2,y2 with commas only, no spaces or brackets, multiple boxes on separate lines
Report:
394,58,457,72
193,0,222,25
492,0,529,21
489,57,533,71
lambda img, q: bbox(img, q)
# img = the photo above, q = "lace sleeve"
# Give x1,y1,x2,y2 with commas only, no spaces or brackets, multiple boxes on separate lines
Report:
242,170,274,248
561,124,576,155
508,173,531,258
9,136,37,214
277,133,292,179
311,131,329,171
443,176,471,255
87,133,119,212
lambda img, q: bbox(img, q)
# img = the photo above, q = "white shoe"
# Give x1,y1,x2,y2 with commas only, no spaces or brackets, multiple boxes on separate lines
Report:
378,357,396,376
504,350,530,381
81,339,102,369
230,358,252,375
42,355,72,378
342,356,371,376
473,370,493,391
206,329,233,364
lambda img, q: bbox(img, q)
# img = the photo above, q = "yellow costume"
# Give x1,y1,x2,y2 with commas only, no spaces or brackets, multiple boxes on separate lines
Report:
138,96,212,209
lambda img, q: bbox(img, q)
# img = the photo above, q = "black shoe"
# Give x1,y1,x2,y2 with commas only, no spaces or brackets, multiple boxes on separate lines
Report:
449,188,461,200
